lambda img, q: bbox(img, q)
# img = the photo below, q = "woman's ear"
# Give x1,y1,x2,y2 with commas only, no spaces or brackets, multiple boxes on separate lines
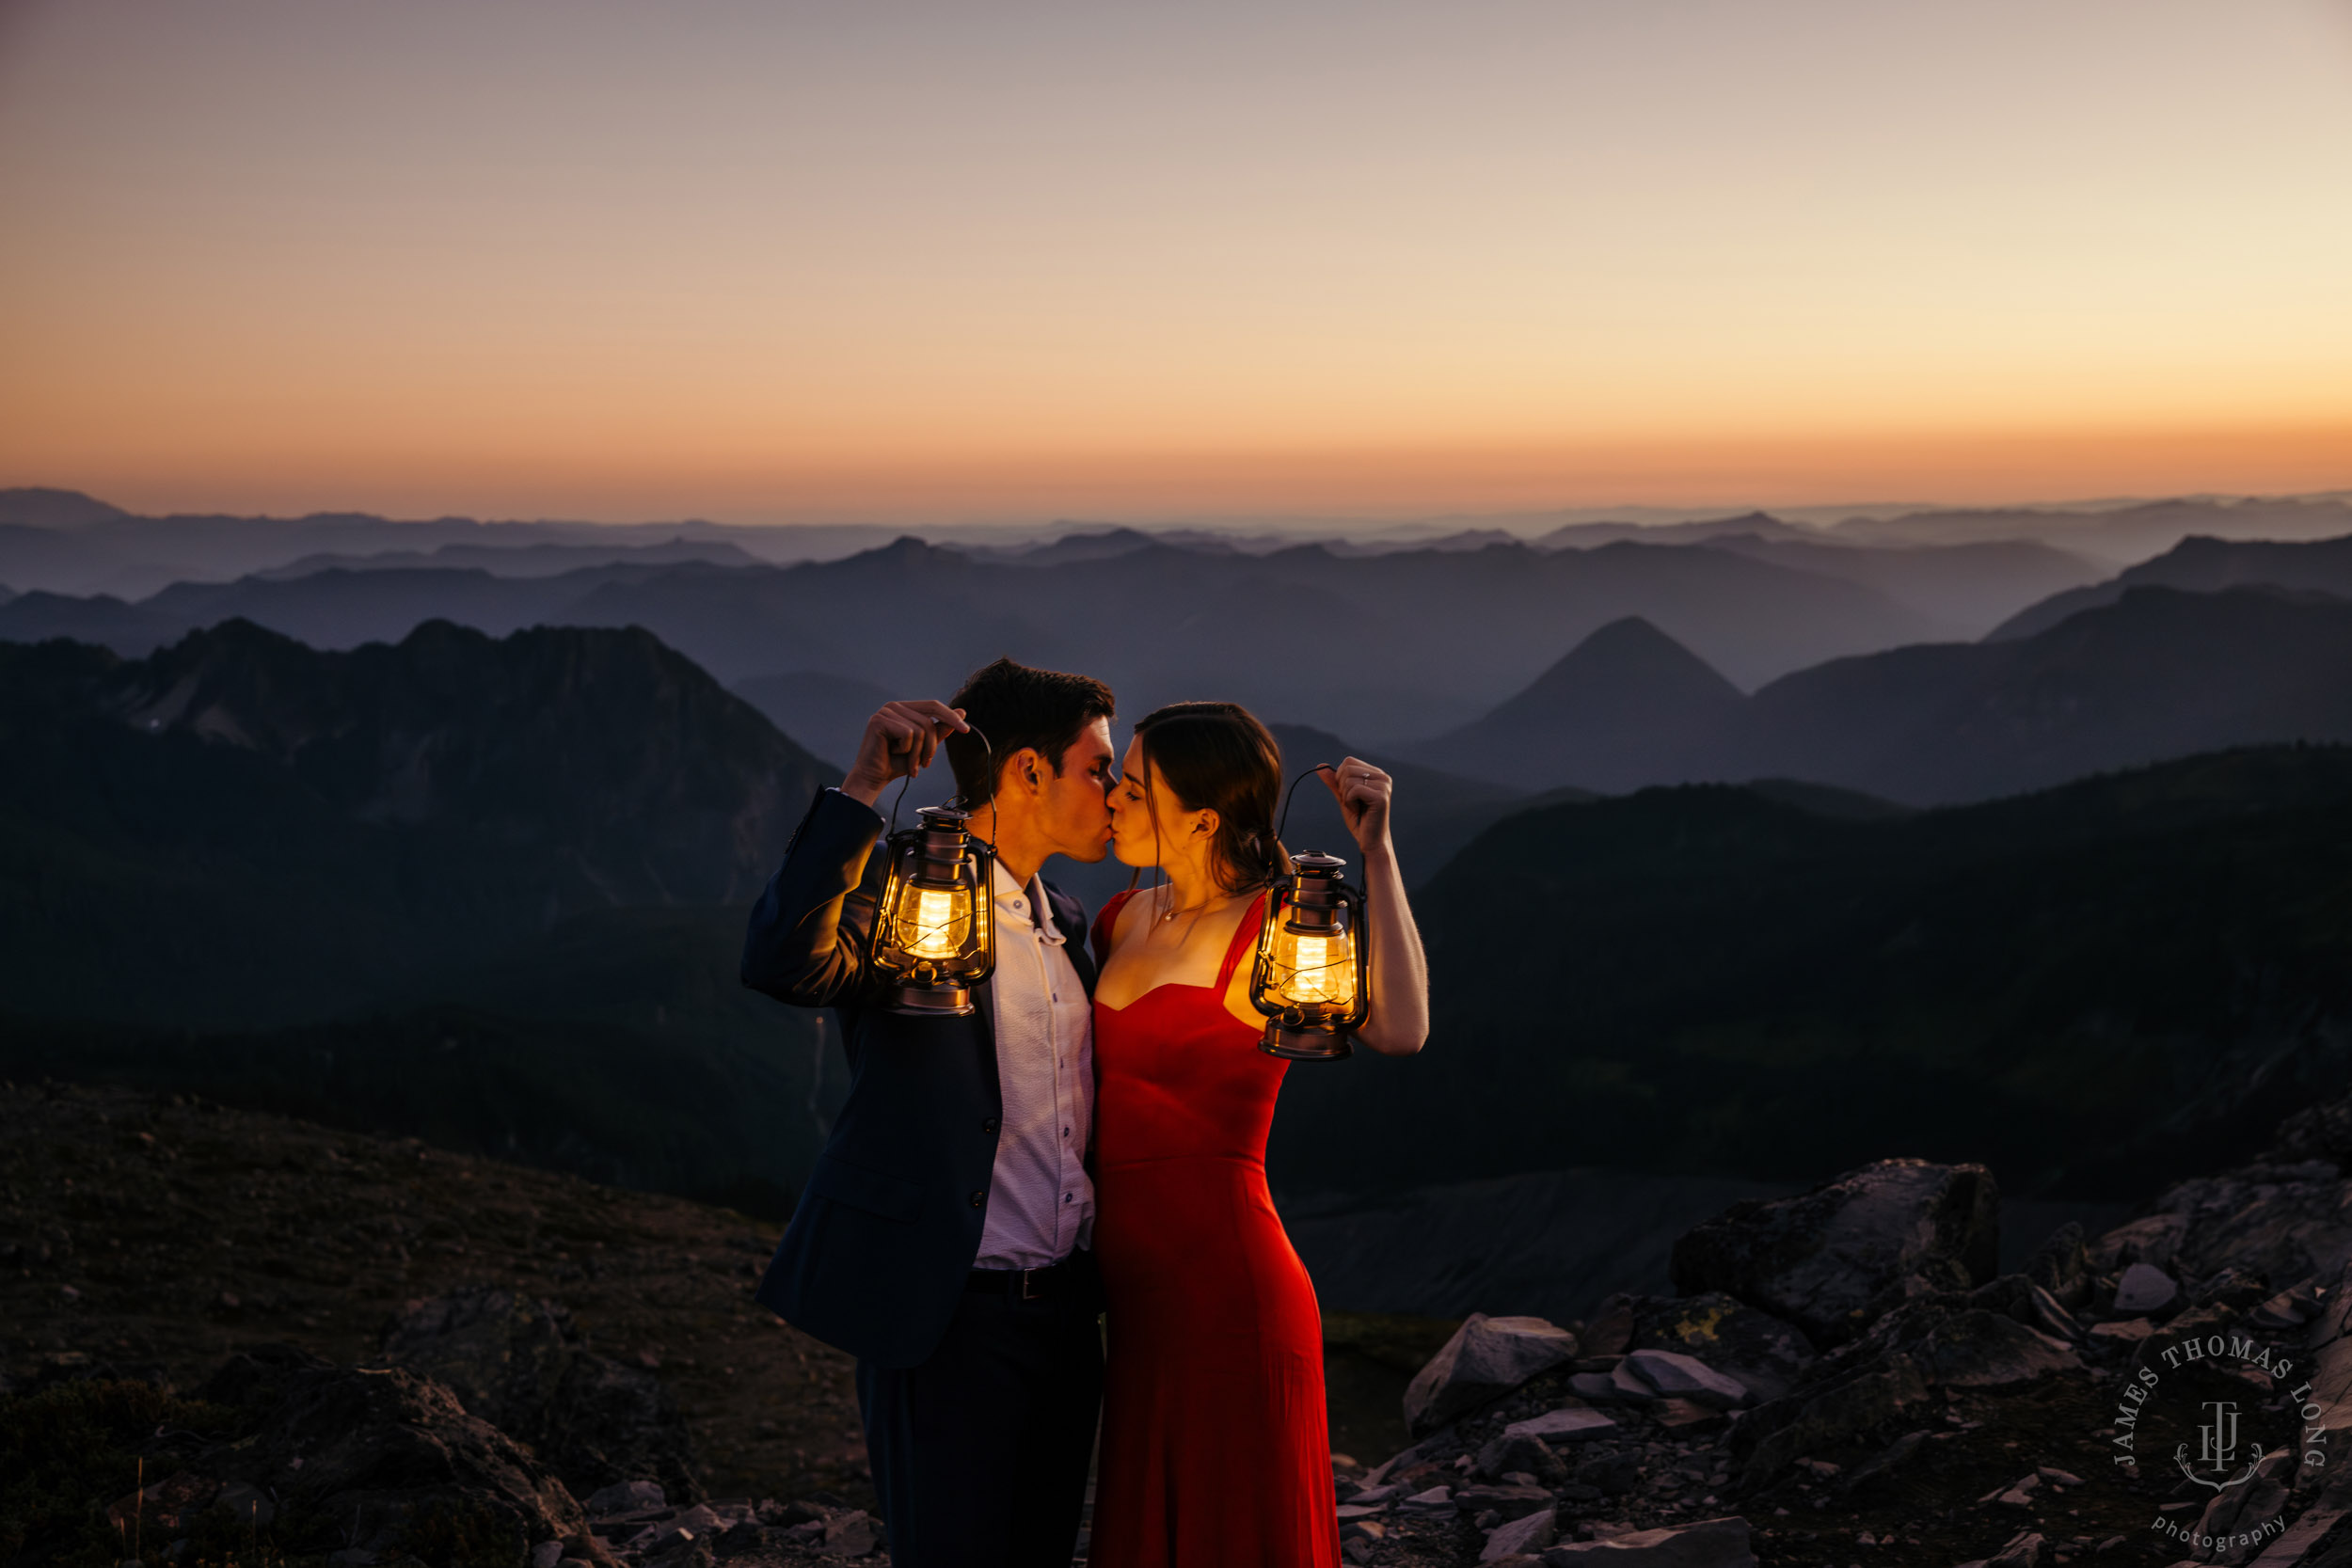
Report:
1193,807,1221,838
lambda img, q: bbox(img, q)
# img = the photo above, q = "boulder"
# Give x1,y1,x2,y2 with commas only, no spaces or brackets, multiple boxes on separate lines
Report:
2087,1213,2185,1275
1670,1160,1999,1346
1986,1528,2044,1568
1906,1310,2081,1389
1615,1292,1814,1402
378,1288,702,1503
1404,1314,1581,1434
584,1481,665,1516
1623,1349,1748,1409
1538,1515,1756,1566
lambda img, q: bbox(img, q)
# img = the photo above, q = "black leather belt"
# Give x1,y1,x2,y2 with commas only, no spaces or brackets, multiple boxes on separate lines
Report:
967,1258,1083,1300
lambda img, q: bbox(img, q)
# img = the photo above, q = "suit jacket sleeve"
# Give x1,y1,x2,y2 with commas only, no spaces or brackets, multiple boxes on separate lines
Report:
740,786,891,1009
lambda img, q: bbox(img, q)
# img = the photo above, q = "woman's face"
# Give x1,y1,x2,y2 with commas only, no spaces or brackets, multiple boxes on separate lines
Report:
1109,738,1204,869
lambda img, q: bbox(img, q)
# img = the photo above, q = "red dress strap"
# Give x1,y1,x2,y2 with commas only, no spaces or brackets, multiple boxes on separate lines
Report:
1091,887,1140,973
1215,892,1269,991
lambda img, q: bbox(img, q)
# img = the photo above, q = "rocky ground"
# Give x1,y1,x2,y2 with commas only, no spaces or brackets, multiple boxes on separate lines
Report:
21,1074,2352,1567
0,1081,870,1521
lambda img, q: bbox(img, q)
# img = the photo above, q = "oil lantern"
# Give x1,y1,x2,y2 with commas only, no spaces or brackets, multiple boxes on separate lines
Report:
1251,850,1369,1059
871,805,996,1015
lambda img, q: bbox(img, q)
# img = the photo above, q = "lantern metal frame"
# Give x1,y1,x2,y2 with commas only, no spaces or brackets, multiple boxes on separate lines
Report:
1249,849,1370,1059
865,723,1001,1018
1249,762,1374,1059
870,803,997,1016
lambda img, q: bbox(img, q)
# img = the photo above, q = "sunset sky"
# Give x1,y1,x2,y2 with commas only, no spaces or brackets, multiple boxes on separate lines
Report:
2,0,2348,523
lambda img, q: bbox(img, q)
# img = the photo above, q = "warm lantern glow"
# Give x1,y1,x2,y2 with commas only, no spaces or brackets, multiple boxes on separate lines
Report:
899,885,970,959
1251,847,1370,1060
1271,928,1356,1008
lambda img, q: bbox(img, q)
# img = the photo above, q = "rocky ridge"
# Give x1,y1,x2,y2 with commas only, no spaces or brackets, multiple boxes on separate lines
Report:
1342,1136,2352,1568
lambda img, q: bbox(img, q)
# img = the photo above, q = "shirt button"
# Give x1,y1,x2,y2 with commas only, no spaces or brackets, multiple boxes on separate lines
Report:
1063,1193,1073,1204
981,1117,999,1134
969,1191,986,1208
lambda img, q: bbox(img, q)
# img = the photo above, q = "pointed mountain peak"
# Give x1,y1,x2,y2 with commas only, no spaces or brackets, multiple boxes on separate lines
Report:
1529,617,1743,700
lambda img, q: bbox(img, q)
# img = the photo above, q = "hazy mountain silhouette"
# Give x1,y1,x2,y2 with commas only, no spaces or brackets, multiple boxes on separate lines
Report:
0,616,839,1205
1830,495,2352,562
1269,745,2352,1201
1414,617,1746,791
1533,511,1822,548
1407,583,2352,805
1701,533,2102,636
1733,585,2352,802
1991,531,2352,641
0,533,1944,740
0,617,832,1027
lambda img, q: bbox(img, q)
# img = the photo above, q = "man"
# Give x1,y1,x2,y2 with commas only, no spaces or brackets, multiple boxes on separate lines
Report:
740,657,1120,1567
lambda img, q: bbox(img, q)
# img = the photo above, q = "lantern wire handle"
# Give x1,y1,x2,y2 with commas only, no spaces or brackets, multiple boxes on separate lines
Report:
1276,763,1340,844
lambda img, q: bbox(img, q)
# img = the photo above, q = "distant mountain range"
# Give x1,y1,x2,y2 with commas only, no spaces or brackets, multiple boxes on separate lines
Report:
1422,583,2352,803
1270,745,2352,1203
0,533,1948,741
16,610,2352,1222
0,619,838,1210
1991,531,2352,640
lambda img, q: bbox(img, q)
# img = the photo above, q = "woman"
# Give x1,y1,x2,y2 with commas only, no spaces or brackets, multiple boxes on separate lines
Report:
1088,701,1430,1566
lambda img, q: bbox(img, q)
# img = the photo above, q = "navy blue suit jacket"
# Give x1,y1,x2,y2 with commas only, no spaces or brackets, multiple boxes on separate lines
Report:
739,786,1097,1369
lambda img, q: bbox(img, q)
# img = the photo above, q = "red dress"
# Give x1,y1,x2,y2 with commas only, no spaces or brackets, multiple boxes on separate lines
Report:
1089,890,1341,1567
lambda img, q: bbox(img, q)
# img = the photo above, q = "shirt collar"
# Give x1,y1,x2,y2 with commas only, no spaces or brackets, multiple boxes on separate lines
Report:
991,858,1066,945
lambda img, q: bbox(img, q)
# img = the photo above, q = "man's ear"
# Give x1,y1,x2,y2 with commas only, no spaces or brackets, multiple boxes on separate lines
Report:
1018,748,1046,795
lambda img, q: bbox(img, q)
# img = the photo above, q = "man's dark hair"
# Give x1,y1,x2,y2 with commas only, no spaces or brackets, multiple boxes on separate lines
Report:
945,657,1117,803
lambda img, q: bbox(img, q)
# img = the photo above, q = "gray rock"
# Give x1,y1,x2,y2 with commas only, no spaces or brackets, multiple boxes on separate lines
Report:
1539,1514,1756,1565
1569,1371,1622,1402
1503,1407,1617,1444
1613,1292,1814,1402
1455,1483,1554,1518
1907,1309,2081,1389
1399,1484,1455,1516
2113,1262,2179,1314
1986,1528,2044,1568
1624,1349,1748,1409
1404,1313,1581,1434
1484,1508,1559,1560
532,1543,565,1568
822,1512,881,1556
1608,1362,1658,1404
1671,1160,1999,1346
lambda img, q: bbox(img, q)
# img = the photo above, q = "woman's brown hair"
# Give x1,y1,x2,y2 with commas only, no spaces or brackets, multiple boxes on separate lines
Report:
1130,701,1285,895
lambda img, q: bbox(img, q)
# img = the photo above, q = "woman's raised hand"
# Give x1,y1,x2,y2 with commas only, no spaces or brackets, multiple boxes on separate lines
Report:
843,700,970,806
1319,756,1394,855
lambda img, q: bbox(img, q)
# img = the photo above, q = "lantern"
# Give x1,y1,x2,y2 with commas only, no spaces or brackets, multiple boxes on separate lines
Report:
1251,850,1369,1059
871,805,995,1015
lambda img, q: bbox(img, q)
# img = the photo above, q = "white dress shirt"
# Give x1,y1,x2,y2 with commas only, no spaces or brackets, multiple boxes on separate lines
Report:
972,857,1097,1269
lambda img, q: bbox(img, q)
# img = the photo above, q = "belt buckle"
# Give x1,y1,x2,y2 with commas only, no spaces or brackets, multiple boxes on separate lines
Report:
1019,1267,1041,1301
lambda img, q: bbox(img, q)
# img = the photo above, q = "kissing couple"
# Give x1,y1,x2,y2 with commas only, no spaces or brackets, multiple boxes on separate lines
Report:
740,657,1430,1566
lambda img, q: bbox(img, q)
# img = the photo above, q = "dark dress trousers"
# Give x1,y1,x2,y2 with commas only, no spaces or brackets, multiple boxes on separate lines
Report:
740,785,1103,1567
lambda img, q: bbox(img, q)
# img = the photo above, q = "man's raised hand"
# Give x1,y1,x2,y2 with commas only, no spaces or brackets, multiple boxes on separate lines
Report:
842,701,970,807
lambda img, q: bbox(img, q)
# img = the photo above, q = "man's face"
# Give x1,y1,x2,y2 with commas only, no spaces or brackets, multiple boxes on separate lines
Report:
1035,717,1118,863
